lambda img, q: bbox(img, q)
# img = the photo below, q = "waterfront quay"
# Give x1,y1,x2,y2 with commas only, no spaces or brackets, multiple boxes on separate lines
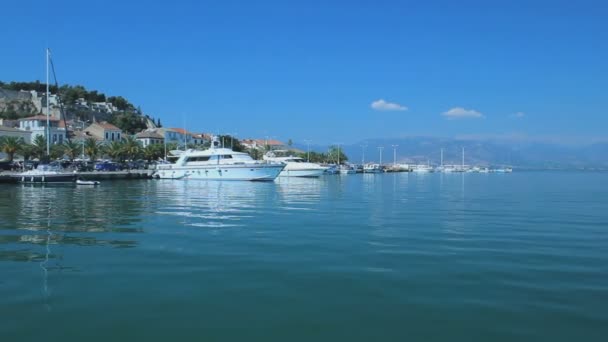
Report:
0,170,154,183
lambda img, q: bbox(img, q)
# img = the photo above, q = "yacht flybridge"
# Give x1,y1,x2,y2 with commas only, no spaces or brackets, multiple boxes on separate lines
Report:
263,150,327,177
153,137,285,181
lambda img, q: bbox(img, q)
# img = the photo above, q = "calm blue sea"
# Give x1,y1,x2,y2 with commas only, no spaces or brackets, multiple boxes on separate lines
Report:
1,172,607,341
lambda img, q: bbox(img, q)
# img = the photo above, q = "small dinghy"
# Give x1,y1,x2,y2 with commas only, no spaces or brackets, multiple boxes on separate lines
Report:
76,179,100,185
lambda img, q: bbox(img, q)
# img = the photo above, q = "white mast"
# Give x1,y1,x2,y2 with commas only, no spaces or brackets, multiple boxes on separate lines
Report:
462,147,465,168
378,146,384,165
304,139,311,162
46,48,50,157
361,144,366,165
338,144,340,165
440,148,444,167
391,145,398,166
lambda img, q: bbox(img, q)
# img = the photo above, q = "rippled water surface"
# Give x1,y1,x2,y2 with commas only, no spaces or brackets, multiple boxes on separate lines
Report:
1,172,607,341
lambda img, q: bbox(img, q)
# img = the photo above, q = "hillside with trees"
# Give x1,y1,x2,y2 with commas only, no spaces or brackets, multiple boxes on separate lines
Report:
0,80,160,134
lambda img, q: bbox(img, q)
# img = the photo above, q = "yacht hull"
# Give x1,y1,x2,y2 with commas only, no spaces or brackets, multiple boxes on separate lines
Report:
154,164,284,181
278,169,326,178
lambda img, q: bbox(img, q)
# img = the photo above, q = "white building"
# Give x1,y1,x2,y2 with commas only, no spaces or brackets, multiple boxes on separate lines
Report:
135,130,164,148
0,126,31,142
158,128,194,147
18,115,66,144
84,122,122,144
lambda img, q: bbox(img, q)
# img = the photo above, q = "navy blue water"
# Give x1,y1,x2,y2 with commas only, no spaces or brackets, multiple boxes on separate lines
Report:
1,172,607,341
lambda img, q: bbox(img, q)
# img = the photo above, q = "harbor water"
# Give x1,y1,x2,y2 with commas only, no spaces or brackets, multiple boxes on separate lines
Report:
1,172,607,341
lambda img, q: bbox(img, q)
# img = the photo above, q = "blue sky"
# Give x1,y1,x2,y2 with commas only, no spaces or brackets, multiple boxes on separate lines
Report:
1,0,607,144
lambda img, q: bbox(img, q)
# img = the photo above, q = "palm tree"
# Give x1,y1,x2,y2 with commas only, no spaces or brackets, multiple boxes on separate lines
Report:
105,141,124,162
50,144,65,161
20,144,35,161
0,136,23,162
84,137,102,162
142,144,163,162
32,135,47,161
63,141,81,162
122,136,141,161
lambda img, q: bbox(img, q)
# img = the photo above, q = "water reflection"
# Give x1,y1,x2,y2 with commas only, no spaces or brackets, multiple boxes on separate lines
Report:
0,183,146,264
152,180,277,228
275,177,323,209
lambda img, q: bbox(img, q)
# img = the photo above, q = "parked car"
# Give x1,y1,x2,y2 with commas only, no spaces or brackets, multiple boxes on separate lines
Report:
94,162,120,172
0,161,13,171
74,161,94,172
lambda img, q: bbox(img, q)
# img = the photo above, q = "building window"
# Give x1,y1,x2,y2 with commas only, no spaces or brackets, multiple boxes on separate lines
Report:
112,132,115,141
105,132,109,140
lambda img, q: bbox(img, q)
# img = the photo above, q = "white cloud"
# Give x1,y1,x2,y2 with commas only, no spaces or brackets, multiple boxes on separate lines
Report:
371,99,407,111
510,111,525,118
442,107,484,119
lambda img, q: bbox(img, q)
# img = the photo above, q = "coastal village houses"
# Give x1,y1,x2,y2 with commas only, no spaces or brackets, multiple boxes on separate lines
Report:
135,128,209,148
18,115,66,144
135,130,164,148
84,122,122,144
241,138,286,151
0,125,31,142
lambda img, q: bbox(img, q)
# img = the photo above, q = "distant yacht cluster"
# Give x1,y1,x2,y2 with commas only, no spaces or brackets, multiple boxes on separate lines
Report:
325,147,513,175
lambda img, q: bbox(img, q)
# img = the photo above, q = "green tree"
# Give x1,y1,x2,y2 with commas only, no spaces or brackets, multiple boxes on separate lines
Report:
49,144,64,160
248,148,262,160
109,111,147,134
0,136,23,162
143,144,163,162
107,96,131,111
326,146,348,164
84,137,102,162
122,136,141,161
105,141,125,162
20,144,35,161
32,135,47,160
297,151,327,164
217,135,245,152
63,141,81,162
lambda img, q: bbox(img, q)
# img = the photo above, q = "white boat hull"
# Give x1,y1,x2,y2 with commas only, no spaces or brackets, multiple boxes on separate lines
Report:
154,164,284,181
17,173,76,183
279,169,326,177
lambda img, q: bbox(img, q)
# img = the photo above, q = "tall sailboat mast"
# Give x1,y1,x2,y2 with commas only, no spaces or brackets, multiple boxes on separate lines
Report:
46,48,50,157
461,147,464,168
440,148,444,167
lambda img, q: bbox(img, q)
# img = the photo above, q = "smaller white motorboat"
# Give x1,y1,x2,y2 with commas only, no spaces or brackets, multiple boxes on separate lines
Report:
76,179,100,185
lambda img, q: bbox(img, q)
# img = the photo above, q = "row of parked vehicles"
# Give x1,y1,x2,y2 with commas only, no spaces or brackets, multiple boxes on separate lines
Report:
0,160,150,172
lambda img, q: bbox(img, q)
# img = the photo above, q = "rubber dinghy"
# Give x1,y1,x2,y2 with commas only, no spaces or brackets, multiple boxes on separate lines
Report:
76,179,100,185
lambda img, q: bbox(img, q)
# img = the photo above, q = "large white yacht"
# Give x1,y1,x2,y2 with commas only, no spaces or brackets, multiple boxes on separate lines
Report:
153,137,285,181
263,151,327,177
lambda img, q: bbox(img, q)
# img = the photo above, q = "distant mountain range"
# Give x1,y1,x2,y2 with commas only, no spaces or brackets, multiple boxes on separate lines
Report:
296,137,608,170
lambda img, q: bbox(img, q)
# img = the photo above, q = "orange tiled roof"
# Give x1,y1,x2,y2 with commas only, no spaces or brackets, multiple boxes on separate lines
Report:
254,139,284,146
167,128,193,135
